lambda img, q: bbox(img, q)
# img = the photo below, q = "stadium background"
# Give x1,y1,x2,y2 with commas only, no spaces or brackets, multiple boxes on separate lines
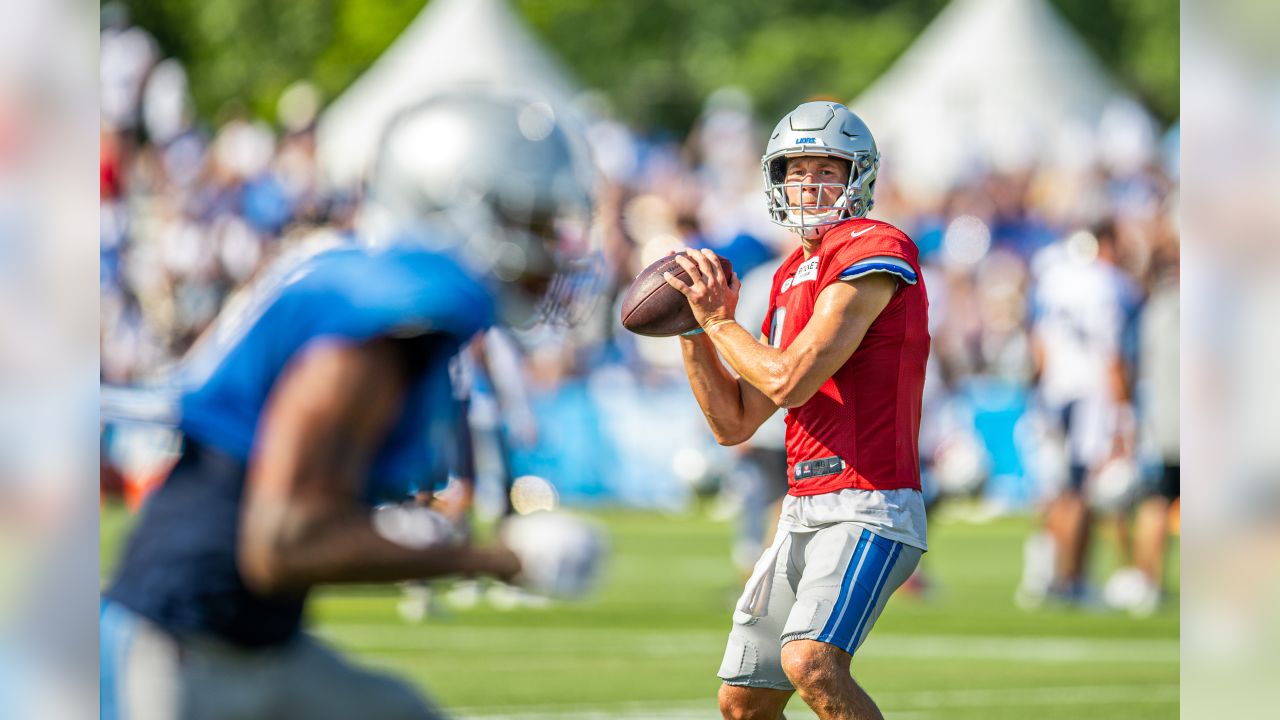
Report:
99,0,1179,718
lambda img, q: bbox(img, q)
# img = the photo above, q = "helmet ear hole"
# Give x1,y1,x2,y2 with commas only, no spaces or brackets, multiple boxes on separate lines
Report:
769,159,786,184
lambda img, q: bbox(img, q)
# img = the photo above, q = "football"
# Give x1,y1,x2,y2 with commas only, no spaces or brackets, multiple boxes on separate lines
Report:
620,253,733,337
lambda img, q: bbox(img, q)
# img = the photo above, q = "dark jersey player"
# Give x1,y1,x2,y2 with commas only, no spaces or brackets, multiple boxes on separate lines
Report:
666,101,929,720
100,93,598,720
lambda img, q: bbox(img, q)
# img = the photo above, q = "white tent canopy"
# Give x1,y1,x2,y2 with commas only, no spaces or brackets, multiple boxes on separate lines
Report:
317,0,579,189
851,0,1154,198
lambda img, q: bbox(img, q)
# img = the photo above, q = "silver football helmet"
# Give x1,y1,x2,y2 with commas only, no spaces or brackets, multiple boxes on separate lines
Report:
365,92,601,327
762,101,880,238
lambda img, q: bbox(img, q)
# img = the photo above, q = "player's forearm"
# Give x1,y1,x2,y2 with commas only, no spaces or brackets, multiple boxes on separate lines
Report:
704,320,810,408
238,506,515,594
679,332,755,444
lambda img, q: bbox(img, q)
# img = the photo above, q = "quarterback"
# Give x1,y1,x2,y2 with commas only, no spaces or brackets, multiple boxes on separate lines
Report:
666,101,929,720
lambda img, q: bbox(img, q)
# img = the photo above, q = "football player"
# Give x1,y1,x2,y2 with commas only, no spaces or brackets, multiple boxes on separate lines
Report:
1017,219,1141,609
100,93,598,719
666,101,929,720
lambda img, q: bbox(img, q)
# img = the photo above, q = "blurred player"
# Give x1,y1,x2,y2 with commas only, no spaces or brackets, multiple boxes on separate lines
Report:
1133,244,1179,601
666,101,929,720
100,93,598,720
398,329,552,620
393,351,479,623
1105,241,1180,615
1017,220,1141,608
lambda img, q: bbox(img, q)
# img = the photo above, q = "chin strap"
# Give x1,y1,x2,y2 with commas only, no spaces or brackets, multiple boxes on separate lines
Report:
794,223,834,241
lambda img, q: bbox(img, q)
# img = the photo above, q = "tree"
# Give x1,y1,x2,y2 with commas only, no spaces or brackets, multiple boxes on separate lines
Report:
112,0,1177,134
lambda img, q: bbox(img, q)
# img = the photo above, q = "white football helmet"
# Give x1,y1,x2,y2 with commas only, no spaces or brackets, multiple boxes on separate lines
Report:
762,101,880,239
365,92,602,327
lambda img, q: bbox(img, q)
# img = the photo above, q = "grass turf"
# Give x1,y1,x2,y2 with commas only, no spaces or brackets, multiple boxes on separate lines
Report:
101,503,1178,719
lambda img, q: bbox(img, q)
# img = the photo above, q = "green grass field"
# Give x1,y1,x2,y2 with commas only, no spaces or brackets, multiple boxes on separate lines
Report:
101,503,1178,719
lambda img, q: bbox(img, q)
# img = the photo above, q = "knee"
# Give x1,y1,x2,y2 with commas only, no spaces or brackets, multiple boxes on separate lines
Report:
718,685,751,720
780,641,839,693
718,684,776,720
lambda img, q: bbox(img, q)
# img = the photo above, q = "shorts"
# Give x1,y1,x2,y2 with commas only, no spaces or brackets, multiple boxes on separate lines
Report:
100,600,444,720
1056,401,1093,493
717,525,922,690
1152,458,1177,499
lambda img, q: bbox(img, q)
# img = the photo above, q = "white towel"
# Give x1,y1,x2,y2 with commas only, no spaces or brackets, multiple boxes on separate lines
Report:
734,527,790,618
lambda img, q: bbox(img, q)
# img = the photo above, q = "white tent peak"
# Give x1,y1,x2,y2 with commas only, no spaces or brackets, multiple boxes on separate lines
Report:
317,0,579,189
894,0,1116,85
852,0,1150,197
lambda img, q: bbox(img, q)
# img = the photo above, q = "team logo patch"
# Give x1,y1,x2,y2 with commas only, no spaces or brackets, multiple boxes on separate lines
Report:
793,257,820,285
780,278,794,293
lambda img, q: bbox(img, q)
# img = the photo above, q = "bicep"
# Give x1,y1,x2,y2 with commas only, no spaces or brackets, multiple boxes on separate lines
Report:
783,273,897,397
247,338,410,508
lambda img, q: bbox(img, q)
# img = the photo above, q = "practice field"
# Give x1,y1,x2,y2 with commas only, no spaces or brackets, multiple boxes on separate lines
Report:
100,505,1179,719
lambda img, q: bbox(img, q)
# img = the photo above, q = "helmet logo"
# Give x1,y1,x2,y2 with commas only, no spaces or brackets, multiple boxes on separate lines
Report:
795,137,818,144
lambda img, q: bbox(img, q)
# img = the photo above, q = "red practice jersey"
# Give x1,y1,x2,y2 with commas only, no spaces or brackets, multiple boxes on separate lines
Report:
761,218,930,496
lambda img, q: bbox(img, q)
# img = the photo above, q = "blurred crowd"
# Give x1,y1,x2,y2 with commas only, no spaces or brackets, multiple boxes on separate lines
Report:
100,20,352,384
100,21,1179,543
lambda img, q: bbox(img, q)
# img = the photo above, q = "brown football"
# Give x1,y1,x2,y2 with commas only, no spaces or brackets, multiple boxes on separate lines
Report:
620,253,733,337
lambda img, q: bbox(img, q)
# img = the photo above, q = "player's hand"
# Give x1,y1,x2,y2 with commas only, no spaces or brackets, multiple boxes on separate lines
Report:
499,511,607,599
482,546,523,584
664,249,741,331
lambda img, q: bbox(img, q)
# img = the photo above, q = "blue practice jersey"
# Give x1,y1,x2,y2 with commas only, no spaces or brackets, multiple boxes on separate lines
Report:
106,243,495,646
181,242,494,499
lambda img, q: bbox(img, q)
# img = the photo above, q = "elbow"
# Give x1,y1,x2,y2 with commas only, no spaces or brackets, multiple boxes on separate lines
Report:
763,365,819,408
237,510,303,595
708,417,750,446
713,428,749,447
760,361,796,409
767,379,815,409
763,375,812,410
765,387,792,408
774,389,814,409
238,538,288,595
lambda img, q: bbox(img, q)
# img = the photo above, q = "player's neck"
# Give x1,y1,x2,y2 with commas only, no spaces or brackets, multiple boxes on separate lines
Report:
797,216,853,257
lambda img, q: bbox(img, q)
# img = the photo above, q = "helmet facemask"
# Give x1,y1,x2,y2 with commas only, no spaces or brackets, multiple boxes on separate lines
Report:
489,204,606,329
763,153,877,239
760,102,881,239
396,193,602,330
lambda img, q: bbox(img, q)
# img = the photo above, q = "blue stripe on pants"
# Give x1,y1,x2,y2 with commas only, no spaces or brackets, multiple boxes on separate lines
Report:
100,600,118,720
101,599,133,720
837,541,903,651
817,529,872,642
819,534,899,651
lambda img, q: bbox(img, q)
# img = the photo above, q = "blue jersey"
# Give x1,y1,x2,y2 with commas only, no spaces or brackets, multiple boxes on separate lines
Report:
106,243,495,646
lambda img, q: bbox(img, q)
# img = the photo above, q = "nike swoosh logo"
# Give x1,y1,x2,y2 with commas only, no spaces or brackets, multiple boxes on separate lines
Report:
849,227,874,237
